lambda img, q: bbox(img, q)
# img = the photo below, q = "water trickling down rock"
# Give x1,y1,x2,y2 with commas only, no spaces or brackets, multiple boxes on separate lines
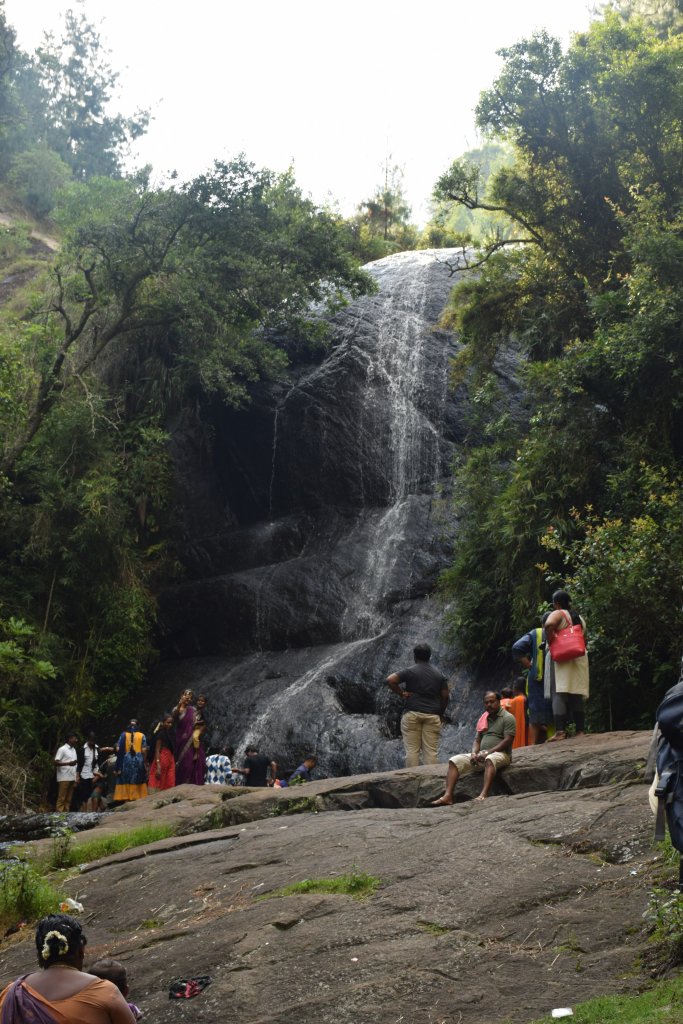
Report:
153,250,496,775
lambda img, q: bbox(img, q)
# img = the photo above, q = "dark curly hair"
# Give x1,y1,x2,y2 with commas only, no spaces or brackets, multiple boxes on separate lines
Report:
35,914,86,967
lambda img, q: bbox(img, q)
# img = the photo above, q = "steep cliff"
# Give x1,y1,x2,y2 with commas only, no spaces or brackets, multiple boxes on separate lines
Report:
152,250,502,773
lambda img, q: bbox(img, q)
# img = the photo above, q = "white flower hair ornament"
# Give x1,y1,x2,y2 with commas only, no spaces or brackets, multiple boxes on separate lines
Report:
41,930,69,961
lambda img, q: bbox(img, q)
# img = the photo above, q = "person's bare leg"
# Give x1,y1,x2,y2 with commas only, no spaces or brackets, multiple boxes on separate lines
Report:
432,762,460,805
475,759,497,800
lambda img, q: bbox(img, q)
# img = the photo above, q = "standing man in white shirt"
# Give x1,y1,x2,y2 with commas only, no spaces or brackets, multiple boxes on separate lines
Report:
54,732,79,811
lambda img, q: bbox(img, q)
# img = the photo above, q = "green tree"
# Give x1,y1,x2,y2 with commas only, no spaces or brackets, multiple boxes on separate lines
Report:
0,2,33,176
32,9,149,180
437,13,683,723
0,5,148,185
0,4,17,152
420,142,514,248
609,0,683,36
347,162,418,262
436,17,682,302
0,159,372,477
8,144,72,217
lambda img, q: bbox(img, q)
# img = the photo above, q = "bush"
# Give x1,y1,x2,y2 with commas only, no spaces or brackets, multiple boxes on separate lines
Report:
0,862,61,930
8,147,72,218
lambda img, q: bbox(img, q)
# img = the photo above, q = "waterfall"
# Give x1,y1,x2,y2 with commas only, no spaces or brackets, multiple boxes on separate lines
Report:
156,249,481,774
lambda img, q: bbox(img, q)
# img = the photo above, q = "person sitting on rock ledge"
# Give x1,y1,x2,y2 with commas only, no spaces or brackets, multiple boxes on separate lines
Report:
289,755,317,784
432,691,516,805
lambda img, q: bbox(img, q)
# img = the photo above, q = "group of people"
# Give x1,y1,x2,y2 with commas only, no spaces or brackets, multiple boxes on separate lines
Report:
387,589,590,801
54,688,319,811
511,589,589,744
53,589,587,812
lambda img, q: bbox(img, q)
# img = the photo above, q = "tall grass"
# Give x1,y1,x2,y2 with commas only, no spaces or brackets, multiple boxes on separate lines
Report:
0,862,61,930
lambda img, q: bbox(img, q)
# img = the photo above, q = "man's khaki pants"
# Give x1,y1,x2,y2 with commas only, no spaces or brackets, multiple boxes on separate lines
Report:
56,780,75,812
401,711,441,767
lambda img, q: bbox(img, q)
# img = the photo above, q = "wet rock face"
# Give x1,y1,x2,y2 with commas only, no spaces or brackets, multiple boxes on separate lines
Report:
0,811,101,844
155,250,488,774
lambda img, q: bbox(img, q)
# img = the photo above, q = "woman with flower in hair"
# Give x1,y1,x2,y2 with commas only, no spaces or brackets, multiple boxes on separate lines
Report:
0,913,135,1023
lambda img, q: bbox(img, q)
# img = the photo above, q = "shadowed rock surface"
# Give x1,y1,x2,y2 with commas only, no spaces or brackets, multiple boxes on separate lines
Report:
147,250,519,774
1,733,665,1024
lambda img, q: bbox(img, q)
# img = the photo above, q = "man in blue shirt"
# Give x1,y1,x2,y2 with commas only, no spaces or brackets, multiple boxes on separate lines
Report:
289,756,317,783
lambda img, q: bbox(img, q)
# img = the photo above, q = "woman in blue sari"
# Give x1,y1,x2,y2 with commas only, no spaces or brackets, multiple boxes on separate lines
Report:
112,719,148,802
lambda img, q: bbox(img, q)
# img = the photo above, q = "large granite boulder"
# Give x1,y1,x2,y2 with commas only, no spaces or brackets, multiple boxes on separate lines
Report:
149,250,510,773
0,732,663,1024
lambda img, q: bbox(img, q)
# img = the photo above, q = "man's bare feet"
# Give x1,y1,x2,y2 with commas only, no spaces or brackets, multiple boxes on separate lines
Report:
547,731,567,742
474,794,487,801
431,796,453,806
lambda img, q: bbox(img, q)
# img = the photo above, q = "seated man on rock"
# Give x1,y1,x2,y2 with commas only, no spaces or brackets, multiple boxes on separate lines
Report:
432,691,516,805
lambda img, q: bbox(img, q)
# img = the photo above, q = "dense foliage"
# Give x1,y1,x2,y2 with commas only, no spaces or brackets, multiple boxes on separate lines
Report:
437,8,683,727
0,5,374,789
0,160,373,770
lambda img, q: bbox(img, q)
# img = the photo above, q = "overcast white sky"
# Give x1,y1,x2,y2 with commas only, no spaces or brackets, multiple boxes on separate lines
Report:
6,1,595,223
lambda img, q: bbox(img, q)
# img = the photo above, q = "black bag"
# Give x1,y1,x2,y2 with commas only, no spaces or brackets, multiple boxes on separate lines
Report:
654,681,683,852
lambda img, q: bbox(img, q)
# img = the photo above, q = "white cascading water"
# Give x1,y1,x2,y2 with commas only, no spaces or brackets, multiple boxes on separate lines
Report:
233,250,461,760
350,251,450,631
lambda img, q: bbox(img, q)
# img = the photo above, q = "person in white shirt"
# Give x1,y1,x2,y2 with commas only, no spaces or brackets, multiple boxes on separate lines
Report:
54,732,79,811
77,732,113,810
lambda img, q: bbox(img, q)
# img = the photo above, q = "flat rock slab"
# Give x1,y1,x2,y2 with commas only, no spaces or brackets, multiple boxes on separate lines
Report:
0,732,664,1024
